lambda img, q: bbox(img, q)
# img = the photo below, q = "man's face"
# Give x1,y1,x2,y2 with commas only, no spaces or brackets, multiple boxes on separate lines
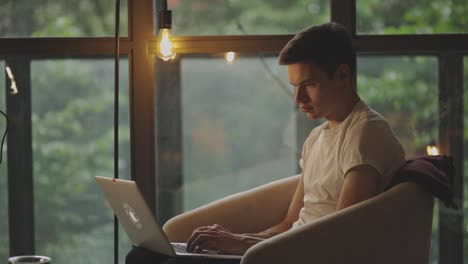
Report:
288,63,341,120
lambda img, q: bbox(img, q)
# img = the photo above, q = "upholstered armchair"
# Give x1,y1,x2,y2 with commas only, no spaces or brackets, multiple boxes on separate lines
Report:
163,174,434,264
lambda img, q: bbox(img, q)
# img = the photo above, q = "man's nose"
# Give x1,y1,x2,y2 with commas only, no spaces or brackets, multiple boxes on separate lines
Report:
294,87,307,105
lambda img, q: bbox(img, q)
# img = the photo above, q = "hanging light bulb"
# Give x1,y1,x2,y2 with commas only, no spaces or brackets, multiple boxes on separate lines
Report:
225,51,236,64
157,28,176,61
157,8,176,61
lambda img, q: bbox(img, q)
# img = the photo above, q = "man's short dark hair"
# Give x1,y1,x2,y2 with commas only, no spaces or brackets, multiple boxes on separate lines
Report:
278,22,354,79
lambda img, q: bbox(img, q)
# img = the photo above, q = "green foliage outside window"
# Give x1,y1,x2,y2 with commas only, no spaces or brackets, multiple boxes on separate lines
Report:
0,0,127,37
31,60,131,264
0,1,467,264
170,0,329,35
357,0,468,34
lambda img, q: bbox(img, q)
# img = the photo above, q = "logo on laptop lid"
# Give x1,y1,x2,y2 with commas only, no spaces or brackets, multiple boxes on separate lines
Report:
123,203,142,229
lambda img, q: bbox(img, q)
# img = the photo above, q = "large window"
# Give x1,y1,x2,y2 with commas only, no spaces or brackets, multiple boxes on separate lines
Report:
0,1,147,263
357,57,438,156
169,0,330,35
0,0,128,37
1,1,467,264
357,56,439,262
180,56,297,210
357,0,468,34
156,2,467,263
30,59,131,263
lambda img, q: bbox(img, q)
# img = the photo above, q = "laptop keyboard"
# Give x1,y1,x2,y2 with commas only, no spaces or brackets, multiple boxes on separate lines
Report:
171,243,242,263
172,243,224,255
172,243,189,254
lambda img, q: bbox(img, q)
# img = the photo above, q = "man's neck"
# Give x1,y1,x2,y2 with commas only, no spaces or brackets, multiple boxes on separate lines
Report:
327,93,361,129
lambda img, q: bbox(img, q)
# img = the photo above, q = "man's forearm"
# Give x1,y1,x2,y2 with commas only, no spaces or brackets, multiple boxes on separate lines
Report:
244,221,292,239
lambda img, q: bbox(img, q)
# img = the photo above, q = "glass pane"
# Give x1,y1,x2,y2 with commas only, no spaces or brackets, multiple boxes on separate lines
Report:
31,59,131,263
168,0,330,36
0,61,8,264
0,0,128,37
464,56,468,263
357,56,439,261
180,56,298,211
357,0,468,34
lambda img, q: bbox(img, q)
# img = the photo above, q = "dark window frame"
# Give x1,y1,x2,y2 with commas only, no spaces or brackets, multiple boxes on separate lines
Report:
0,0,465,263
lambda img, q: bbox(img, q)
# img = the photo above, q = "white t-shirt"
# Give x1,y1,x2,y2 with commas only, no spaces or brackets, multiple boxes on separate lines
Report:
292,100,405,228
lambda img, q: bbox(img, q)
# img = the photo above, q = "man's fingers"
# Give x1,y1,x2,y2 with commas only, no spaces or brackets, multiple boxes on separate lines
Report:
212,224,230,232
188,233,217,252
187,232,202,252
187,231,221,252
195,226,213,232
187,227,210,250
186,224,235,253
192,239,216,253
197,224,230,233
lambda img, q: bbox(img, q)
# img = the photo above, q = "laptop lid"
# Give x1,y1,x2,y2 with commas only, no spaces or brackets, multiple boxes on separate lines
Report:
96,176,242,260
95,176,176,257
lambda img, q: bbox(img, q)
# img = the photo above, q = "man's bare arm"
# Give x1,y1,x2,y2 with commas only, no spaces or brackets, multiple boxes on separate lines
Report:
186,175,305,254
247,175,305,238
337,165,380,210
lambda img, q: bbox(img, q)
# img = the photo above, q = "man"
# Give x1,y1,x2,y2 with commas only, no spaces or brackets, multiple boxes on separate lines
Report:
186,22,405,255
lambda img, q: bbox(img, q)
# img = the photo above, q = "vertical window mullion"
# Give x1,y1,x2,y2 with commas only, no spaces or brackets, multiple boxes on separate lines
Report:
155,58,183,224
438,53,464,264
6,57,34,256
130,0,156,210
331,0,356,34
331,0,356,88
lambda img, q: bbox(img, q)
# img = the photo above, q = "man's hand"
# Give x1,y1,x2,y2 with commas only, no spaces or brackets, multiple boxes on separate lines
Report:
186,224,263,255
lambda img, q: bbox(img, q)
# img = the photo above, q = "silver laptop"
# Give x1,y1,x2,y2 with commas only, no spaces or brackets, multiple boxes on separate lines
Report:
95,176,242,260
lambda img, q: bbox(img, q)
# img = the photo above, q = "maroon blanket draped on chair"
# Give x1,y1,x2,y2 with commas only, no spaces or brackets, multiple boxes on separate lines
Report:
384,155,457,209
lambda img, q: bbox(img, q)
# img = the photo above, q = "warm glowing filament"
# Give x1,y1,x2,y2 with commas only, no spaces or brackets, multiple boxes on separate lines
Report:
157,28,176,61
225,51,236,64
426,145,439,156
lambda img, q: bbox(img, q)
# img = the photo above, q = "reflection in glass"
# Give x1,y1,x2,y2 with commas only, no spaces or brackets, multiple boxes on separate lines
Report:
168,0,330,36
357,0,468,34
0,60,9,264
181,57,298,211
0,0,128,37
31,59,131,264
357,56,439,262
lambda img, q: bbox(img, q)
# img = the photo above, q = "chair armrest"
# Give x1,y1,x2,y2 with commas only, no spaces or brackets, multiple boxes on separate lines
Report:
242,182,434,264
163,175,300,242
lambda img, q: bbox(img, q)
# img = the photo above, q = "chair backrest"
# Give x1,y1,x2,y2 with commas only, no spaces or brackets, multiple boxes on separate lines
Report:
241,182,435,264
386,182,435,263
